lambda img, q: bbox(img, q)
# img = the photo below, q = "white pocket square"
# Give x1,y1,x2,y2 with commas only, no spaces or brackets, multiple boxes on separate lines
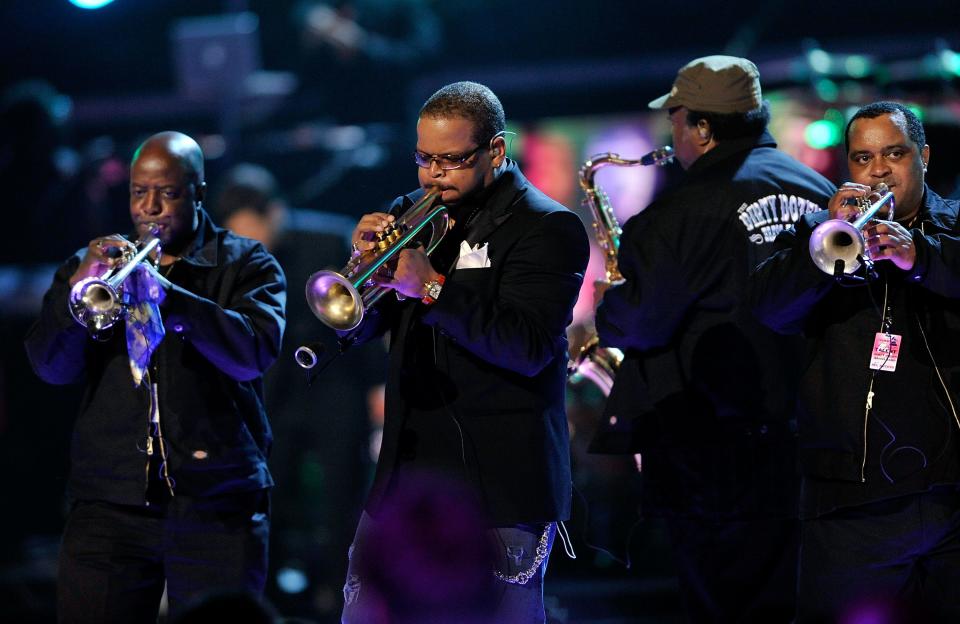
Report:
456,241,491,269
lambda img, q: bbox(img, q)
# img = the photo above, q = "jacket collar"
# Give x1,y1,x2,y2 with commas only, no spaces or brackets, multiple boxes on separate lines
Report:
686,129,777,177
462,158,525,245
920,185,958,231
173,207,221,267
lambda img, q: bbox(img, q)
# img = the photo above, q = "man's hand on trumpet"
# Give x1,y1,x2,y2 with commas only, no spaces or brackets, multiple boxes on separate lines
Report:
69,235,135,288
827,182,874,222
388,246,442,299
350,212,395,255
826,182,916,271
862,220,916,271
350,212,442,299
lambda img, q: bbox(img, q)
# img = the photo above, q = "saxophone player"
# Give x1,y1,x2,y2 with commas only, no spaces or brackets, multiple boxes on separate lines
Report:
593,56,834,621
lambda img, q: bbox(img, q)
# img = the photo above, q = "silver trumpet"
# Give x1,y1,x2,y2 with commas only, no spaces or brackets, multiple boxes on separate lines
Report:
69,230,161,333
809,183,895,276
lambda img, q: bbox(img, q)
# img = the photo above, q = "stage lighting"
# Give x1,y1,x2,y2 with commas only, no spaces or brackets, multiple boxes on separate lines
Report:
276,566,309,594
807,48,832,74
844,55,872,79
941,49,960,77
68,0,115,9
805,119,841,150
813,78,839,103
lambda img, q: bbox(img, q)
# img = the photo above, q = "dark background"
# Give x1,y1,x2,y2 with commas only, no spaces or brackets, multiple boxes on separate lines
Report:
1,1,958,622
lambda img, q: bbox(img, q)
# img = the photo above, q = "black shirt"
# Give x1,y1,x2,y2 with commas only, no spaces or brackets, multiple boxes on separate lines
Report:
803,269,960,517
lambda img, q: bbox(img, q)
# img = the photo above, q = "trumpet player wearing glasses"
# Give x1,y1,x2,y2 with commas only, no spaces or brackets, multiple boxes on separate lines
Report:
751,103,960,620
337,81,589,623
593,56,834,621
24,131,286,623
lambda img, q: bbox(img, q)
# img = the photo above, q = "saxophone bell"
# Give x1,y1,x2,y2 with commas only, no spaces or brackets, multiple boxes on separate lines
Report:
568,336,624,396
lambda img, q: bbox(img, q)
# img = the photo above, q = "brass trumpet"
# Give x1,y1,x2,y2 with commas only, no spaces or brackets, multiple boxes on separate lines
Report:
303,188,449,334
568,147,674,396
69,230,161,333
809,183,895,276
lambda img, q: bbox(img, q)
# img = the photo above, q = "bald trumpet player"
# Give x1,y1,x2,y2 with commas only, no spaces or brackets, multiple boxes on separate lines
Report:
25,131,286,622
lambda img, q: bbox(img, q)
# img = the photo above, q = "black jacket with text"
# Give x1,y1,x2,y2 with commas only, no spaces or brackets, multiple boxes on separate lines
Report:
593,131,834,517
595,130,835,451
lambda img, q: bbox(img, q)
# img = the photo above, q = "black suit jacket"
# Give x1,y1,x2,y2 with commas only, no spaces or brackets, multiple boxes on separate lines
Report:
350,160,589,526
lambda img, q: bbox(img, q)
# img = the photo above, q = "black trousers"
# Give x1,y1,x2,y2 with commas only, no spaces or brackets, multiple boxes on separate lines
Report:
56,491,270,624
642,436,801,623
798,487,960,623
667,516,799,623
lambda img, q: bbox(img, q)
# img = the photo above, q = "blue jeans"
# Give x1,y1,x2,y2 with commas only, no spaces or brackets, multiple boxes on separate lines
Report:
342,511,556,624
57,492,269,624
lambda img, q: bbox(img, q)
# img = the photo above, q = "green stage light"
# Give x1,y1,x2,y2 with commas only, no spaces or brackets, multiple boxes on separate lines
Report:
814,78,839,102
808,49,831,74
824,108,845,126
941,50,960,77
844,55,871,78
805,119,841,150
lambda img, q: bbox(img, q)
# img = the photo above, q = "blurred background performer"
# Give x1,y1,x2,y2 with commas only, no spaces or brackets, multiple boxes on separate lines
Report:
751,102,960,621
338,81,589,623
593,56,835,621
211,163,384,615
24,132,286,623
292,0,442,124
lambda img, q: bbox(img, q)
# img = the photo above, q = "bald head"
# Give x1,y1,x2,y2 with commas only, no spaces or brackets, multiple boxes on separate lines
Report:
132,131,205,185
129,131,206,256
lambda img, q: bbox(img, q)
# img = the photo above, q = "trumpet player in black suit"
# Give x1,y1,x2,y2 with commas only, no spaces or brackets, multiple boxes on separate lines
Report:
336,81,589,624
593,56,835,621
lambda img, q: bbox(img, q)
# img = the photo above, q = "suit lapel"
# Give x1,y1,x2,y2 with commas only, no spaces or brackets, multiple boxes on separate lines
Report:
464,159,526,246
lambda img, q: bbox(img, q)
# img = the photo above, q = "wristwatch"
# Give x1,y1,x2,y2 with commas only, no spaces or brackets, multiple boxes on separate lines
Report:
421,274,446,305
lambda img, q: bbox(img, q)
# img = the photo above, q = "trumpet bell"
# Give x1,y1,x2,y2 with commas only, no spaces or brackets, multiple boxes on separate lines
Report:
305,270,364,332
809,185,895,277
69,276,125,332
68,233,162,334
808,219,865,275
301,189,448,336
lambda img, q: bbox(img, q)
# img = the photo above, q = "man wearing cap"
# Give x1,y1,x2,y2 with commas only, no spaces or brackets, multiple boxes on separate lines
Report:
593,56,835,620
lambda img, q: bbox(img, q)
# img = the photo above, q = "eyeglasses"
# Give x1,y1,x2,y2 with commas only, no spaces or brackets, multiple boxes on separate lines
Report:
413,143,487,171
